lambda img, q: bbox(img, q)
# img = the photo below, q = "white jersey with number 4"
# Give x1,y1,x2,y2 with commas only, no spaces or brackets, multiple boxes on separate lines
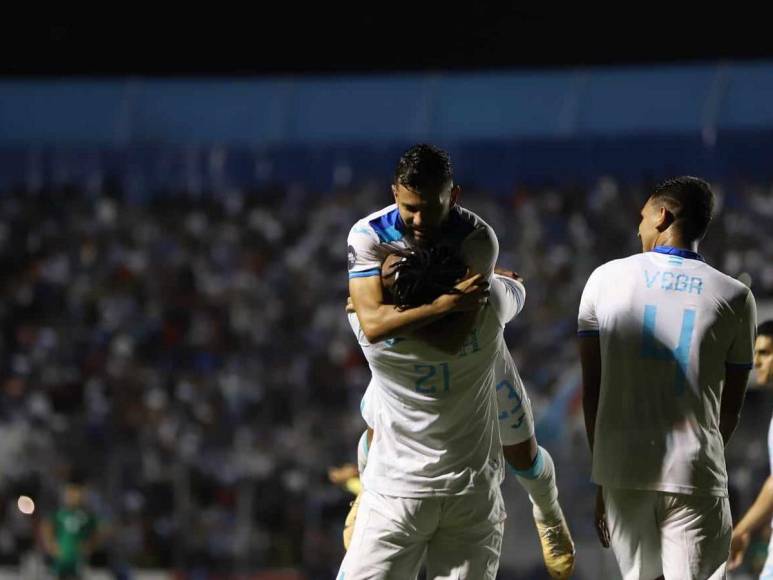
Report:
349,276,524,498
578,247,756,497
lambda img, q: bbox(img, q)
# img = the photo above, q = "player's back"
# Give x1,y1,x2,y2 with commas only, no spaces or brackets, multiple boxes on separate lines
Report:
580,248,755,496
349,277,519,498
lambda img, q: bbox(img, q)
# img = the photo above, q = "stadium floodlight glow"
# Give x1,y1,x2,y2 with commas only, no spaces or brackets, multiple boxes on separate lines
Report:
17,496,35,515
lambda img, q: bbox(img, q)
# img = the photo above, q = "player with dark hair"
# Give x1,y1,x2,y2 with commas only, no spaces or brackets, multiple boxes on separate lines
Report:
347,143,494,347
388,247,468,310
728,320,773,575
579,176,757,578
339,240,574,579
41,479,102,580
343,144,576,578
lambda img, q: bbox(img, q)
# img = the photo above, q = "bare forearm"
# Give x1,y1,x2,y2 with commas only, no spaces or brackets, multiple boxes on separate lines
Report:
735,476,773,536
351,270,487,343
359,302,447,343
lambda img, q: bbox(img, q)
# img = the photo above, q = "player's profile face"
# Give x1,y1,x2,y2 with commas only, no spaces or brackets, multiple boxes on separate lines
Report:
754,335,773,386
392,183,454,244
637,197,661,252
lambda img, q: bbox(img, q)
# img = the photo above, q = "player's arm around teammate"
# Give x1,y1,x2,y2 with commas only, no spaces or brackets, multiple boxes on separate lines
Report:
349,265,488,343
348,145,495,345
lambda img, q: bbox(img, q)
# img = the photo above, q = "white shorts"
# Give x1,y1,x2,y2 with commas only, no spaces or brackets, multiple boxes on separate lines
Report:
603,487,731,580
337,487,506,580
359,374,534,447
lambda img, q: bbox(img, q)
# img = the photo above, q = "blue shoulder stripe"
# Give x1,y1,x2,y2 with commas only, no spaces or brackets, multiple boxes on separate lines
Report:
369,208,404,243
349,268,381,279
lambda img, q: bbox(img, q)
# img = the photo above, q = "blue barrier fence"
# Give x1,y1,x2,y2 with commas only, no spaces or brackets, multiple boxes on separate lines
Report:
2,62,773,145
2,62,773,189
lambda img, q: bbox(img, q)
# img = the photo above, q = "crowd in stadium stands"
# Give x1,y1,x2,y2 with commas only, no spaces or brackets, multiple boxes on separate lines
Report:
0,177,771,578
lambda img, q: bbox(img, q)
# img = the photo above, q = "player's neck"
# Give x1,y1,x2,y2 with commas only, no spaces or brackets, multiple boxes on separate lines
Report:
654,231,698,253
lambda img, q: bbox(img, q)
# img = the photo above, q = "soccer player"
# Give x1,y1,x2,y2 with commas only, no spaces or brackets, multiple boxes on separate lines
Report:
347,143,495,353
338,246,571,579
338,261,574,577
579,176,757,579
40,479,102,580
728,320,773,575
345,144,572,576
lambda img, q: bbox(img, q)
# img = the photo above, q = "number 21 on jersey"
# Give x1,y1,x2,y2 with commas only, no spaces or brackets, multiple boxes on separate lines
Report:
414,363,451,394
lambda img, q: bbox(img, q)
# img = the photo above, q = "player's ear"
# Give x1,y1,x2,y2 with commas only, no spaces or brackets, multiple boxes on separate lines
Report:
391,184,398,202
656,206,675,232
450,184,461,206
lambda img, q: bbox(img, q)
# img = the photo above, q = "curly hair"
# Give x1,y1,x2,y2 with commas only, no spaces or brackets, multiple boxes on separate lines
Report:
390,246,467,311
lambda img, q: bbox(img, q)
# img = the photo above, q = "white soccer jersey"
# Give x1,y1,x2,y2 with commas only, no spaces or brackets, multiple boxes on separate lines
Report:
355,276,532,447
578,246,757,497
348,276,524,497
347,203,498,282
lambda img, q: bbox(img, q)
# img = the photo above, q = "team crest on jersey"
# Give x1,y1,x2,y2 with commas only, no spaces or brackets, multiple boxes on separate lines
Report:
347,245,357,270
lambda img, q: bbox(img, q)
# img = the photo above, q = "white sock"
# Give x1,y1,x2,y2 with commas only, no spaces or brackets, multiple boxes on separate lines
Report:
512,446,561,524
357,430,370,474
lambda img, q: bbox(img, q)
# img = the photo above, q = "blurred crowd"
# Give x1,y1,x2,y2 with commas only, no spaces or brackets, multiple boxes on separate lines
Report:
0,176,771,578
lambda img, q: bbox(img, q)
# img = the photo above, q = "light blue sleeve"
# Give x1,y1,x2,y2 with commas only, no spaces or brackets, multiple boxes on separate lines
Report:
347,221,382,279
490,275,525,324
460,223,499,281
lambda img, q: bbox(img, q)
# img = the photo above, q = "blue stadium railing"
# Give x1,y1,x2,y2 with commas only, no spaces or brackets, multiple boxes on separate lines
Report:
3,62,773,188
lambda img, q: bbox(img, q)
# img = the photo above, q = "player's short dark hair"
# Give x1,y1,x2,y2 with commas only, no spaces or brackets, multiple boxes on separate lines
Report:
66,470,87,486
649,176,715,243
759,320,773,339
394,144,453,194
391,246,467,311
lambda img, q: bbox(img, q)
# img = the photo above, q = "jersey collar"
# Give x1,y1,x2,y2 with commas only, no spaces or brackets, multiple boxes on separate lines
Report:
651,245,705,262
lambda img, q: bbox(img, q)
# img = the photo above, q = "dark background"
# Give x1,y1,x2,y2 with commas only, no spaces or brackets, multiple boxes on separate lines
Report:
2,9,772,76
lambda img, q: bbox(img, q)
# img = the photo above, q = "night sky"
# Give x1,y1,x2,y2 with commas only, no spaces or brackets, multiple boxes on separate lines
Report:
1,8,769,76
